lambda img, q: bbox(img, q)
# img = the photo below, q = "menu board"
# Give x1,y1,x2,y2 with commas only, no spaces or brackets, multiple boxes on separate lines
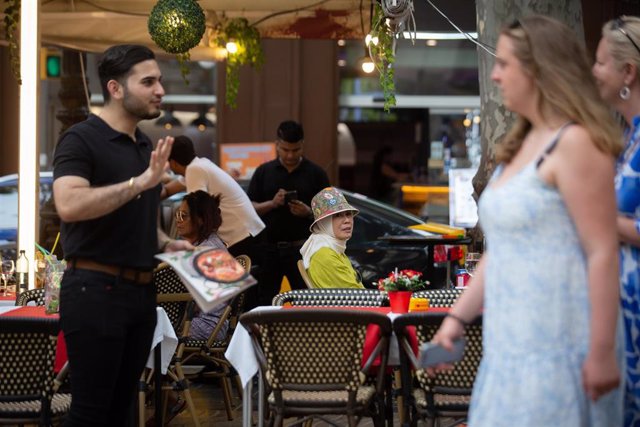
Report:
448,168,479,228
219,142,276,179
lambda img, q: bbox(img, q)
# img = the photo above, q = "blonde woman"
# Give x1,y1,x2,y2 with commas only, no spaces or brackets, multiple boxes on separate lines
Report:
433,15,624,426
593,15,640,426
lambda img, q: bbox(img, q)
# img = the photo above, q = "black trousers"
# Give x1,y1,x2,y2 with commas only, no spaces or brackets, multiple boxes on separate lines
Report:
60,268,156,427
254,244,306,307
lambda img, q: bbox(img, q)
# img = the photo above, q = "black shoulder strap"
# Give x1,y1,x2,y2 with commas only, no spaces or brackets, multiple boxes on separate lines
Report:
535,122,574,169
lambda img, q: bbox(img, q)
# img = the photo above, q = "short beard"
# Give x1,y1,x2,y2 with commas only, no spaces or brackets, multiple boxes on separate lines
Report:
122,85,161,120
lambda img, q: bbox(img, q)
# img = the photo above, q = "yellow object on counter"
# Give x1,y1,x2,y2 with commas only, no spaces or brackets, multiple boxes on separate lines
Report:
409,297,430,312
409,222,465,237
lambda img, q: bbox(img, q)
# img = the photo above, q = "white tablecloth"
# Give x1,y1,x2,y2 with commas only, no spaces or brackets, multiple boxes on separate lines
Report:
226,306,281,388
0,299,16,307
145,307,178,375
0,306,17,314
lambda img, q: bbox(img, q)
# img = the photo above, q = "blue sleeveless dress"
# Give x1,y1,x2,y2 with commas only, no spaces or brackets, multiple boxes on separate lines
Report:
616,115,640,427
469,131,624,426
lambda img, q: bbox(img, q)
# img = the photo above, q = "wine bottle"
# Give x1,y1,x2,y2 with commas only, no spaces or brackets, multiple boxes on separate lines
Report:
16,250,29,294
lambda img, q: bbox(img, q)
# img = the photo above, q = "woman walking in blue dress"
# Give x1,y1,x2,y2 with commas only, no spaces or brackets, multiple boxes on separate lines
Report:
593,15,640,427
433,15,624,426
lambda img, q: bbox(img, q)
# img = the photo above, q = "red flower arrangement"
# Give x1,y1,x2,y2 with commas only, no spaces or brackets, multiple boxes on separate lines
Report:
377,269,429,292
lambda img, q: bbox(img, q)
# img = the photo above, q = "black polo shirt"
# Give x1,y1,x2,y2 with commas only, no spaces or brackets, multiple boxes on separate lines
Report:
53,114,160,269
248,158,330,243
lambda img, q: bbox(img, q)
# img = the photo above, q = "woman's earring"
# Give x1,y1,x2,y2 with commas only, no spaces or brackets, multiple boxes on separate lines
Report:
620,85,631,100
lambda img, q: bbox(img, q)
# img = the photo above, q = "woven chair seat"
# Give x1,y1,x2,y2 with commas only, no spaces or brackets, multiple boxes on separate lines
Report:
0,393,71,417
268,386,376,407
413,389,471,409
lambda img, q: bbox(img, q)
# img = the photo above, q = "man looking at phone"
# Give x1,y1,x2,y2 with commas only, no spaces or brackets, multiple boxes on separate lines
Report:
248,120,330,305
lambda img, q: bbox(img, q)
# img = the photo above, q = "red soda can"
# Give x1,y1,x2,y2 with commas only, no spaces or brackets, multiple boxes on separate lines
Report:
456,269,470,287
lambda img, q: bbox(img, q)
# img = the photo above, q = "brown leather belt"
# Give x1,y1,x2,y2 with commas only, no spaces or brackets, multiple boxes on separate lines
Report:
67,258,153,285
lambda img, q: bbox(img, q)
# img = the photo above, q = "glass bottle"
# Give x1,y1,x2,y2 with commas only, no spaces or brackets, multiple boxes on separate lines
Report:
16,250,29,294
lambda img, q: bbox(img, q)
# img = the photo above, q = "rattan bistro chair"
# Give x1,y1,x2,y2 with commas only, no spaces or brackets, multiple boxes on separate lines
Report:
296,260,316,289
138,263,200,427
272,288,389,307
241,309,392,427
0,316,71,426
394,312,483,427
179,255,252,421
15,288,46,306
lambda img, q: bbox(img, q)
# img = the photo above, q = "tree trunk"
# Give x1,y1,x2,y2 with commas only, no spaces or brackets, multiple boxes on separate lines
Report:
471,0,583,248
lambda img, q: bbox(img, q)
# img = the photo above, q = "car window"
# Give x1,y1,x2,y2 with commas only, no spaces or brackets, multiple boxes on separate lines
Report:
344,192,424,227
350,210,420,245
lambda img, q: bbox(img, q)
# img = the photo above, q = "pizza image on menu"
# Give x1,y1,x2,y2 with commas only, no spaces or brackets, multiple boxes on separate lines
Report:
192,248,248,283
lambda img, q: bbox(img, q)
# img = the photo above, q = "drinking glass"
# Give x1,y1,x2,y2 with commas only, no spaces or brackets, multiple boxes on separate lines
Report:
465,252,481,277
1,260,15,295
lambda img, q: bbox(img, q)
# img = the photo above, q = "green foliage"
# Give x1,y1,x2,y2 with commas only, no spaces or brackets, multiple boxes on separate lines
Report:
216,18,264,109
3,0,20,84
148,0,206,83
369,2,397,112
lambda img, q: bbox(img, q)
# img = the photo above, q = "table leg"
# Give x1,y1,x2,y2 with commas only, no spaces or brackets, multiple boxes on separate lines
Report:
154,344,163,426
243,376,253,427
258,369,265,427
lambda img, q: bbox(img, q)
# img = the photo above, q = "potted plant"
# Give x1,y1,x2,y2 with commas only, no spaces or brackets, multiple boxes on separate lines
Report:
377,269,429,313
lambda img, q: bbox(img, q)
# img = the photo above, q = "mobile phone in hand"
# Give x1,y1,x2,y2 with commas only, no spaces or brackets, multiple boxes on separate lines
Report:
284,190,298,204
419,337,466,368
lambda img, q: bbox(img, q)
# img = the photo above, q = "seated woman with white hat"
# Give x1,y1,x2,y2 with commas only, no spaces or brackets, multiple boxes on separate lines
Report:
300,187,365,289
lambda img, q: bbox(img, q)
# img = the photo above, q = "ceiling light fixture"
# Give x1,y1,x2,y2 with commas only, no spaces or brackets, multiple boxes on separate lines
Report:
226,39,238,54
190,110,215,132
155,110,182,129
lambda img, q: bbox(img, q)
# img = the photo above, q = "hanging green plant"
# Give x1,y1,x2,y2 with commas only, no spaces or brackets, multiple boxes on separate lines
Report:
148,0,206,84
3,0,21,84
216,18,264,109
368,1,397,112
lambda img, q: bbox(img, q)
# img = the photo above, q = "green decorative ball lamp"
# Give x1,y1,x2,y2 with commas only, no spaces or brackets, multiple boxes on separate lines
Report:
148,0,206,81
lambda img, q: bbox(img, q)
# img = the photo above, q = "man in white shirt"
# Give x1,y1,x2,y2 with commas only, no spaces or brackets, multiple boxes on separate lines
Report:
166,136,265,256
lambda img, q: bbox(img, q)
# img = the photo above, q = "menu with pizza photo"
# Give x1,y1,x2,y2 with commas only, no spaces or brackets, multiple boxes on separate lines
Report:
156,248,257,312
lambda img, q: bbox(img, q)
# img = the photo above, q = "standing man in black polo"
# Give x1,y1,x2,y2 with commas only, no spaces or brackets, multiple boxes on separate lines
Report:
248,120,330,305
53,44,190,426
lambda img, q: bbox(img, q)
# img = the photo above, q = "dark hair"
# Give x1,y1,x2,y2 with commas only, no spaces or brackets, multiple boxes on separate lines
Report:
183,190,222,244
276,120,304,143
169,135,197,165
98,44,156,103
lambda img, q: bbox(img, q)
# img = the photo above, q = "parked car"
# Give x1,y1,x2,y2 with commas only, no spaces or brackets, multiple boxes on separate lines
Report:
0,172,54,243
161,188,466,288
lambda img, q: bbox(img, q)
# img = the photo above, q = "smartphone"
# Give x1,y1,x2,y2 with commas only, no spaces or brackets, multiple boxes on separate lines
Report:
418,337,466,368
284,190,298,204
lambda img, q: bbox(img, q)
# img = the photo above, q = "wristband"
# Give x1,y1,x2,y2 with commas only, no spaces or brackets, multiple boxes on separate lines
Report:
129,177,142,200
446,313,469,327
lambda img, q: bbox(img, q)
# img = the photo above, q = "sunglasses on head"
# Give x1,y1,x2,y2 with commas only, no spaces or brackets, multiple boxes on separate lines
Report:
175,210,190,222
612,17,640,55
